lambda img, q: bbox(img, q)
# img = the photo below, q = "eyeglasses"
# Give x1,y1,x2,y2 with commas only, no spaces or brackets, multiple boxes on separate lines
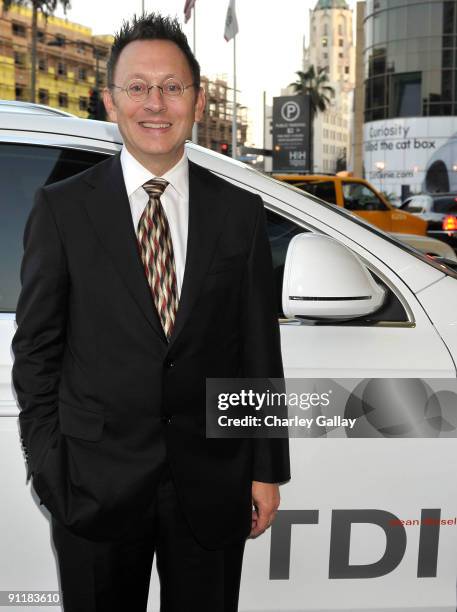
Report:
110,77,195,101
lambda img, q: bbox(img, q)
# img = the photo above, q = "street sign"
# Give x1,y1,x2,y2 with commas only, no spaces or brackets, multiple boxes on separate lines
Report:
272,95,311,173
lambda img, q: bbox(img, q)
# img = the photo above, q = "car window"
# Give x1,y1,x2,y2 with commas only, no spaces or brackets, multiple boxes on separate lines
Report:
295,181,338,205
266,209,305,316
432,197,457,214
342,182,389,211
0,143,110,312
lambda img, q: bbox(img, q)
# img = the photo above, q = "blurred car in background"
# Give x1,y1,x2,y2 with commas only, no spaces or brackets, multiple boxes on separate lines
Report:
273,172,427,236
401,193,457,251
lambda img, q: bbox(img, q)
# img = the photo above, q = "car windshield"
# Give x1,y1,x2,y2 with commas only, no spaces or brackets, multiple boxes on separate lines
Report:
258,172,457,280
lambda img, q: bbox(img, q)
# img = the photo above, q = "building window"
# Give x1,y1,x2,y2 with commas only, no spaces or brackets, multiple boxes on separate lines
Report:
15,84,25,100
14,52,26,67
76,41,86,54
38,89,49,105
78,67,87,81
338,24,343,36
323,52,328,59
58,92,68,107
79,96,88,111
12,22,26,37
38,57,47,72
55,34,66,46
57,62,67,76
390,72,421,118
322,37,328,48
339,39,343,47
37,30,45,43
95,49,107,61
345,66,350,74
339,52,343,58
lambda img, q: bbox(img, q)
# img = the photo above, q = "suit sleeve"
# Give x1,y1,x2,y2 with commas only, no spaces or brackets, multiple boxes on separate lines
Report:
12,187,68,482
241,196,290,483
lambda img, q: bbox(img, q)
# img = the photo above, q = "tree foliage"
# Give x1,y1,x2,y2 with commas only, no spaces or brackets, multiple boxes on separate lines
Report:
3,0,71,102
289,65,335,116
2,0,70,16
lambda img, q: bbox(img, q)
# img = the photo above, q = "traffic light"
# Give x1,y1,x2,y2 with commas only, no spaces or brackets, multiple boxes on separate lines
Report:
88,88,99,119
219,142,232,156
87,88,105,120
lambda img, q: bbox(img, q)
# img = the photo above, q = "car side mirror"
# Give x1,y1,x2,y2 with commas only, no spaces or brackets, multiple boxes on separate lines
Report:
282,234,386,320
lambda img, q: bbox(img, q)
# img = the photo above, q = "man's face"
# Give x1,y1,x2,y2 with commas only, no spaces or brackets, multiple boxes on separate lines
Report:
103,39,205,173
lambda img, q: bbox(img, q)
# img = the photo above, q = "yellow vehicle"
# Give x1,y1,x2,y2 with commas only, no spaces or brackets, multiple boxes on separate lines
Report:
273,172,427,235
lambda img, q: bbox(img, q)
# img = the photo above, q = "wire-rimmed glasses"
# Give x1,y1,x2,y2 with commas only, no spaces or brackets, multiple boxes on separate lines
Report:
110,77,195,101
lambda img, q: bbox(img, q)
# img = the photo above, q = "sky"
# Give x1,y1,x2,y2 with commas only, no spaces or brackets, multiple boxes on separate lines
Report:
54,0,357,146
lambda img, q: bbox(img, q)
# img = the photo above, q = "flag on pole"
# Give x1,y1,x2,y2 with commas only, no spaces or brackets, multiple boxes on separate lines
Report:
184,0,196,24
224,0,238,41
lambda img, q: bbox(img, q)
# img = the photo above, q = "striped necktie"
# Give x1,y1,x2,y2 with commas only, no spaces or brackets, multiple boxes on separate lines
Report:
137,178,178,340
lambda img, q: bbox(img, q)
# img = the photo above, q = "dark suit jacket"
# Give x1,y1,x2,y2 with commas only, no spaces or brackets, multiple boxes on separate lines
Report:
12,153,290,548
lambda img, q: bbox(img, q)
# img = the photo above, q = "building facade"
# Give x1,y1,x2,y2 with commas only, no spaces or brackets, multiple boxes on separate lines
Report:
362,0,457,198
0,5,248,153
0,4,111,118
304,0,355,173
197,75,248,154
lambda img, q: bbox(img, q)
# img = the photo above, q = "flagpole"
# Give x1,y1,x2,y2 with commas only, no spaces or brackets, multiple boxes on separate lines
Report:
191,4,198,144
232,35,236,159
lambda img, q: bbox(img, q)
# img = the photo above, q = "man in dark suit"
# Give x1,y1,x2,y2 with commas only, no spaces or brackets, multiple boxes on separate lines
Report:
12,13,290,612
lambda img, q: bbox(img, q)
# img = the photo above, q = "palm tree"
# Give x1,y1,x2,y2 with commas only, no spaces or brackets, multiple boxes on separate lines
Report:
3,0,71,103
289,65,335,172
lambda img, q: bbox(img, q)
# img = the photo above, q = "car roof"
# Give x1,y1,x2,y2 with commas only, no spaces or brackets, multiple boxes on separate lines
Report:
0,110,123,150
0,100,77,117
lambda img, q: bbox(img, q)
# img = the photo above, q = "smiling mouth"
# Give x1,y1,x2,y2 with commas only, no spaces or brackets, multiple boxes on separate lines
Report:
139,122,172,129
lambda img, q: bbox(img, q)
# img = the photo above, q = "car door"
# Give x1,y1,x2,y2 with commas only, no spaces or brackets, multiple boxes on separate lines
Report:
260,200,455,378
215,177,457,612
0,139,111,604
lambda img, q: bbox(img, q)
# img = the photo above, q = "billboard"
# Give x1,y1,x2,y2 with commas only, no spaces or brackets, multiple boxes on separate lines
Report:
273,95,311,173
363,116,457,199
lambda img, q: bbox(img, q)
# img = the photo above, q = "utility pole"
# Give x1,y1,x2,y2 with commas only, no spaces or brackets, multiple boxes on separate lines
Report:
191,4,198,144
30,7,37,102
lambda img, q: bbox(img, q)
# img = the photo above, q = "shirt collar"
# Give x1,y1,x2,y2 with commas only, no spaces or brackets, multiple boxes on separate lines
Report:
120,146,188,199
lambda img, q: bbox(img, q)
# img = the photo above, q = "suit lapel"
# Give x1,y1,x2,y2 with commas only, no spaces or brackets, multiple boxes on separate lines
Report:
168,160,230,349
82,154,166,343
82,155,229,348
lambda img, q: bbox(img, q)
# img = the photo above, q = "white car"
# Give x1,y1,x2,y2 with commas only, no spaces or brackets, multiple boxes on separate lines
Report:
401,193,457,254
1,104,457,612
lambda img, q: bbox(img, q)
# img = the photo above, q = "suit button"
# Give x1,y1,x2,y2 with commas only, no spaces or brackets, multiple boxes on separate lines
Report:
161,416,172,424
165,360,175,369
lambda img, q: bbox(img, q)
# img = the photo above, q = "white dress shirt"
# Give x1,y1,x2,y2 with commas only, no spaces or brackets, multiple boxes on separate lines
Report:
120,146,189,298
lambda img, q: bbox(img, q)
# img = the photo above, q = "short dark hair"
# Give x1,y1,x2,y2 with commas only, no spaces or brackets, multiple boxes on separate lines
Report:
107,13,201,91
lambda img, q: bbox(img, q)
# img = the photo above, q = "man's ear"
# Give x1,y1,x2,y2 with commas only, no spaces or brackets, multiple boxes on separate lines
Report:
103,88,118,123
194,86,206,123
